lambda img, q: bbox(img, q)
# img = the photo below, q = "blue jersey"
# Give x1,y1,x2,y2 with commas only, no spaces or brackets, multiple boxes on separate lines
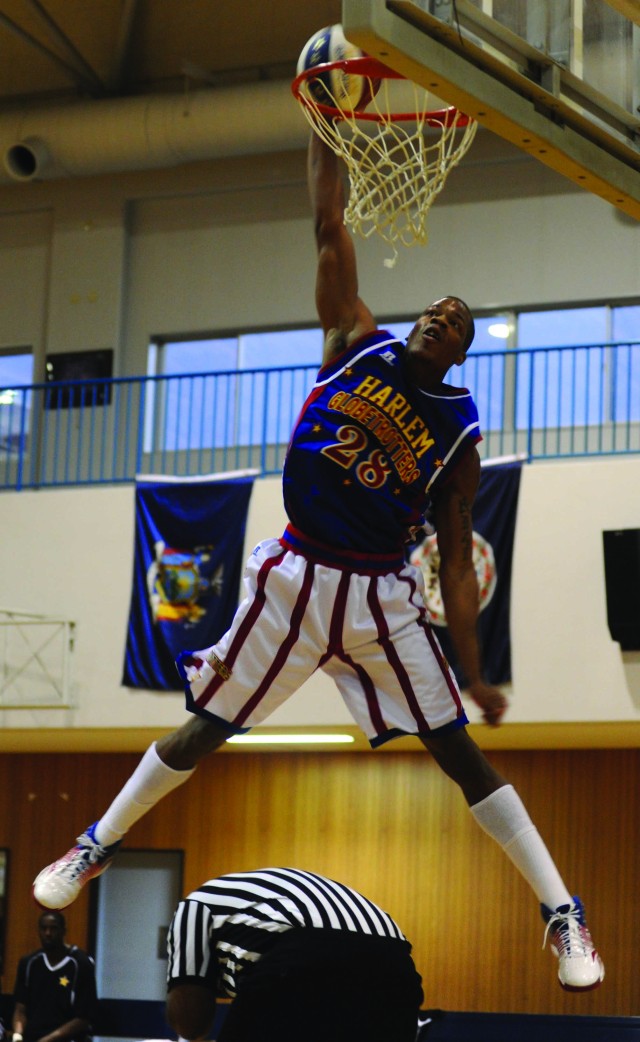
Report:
282,330,481,555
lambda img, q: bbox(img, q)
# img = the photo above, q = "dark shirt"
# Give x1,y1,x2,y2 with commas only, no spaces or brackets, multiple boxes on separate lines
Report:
13,946,97,1042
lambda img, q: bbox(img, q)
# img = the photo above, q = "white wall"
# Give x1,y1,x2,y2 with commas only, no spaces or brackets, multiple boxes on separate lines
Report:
0,210,51,359
510,458,640,723
0,459,637,744
1,142,639,383
120,181,640,377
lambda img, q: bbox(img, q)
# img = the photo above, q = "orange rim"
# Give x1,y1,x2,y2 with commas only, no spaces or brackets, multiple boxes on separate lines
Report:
291,55,473,126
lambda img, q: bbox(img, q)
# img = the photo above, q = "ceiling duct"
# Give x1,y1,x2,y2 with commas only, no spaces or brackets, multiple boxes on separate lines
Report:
0,81,308,184
4,135,52,180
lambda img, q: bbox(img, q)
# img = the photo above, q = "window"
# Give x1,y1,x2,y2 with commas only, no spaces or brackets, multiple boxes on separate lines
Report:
147,330,322,453
239,330,323,444
518,306,608,347
515,305,640,430
0,349,33,456
612,305,640,341
610,305,640,424
0,351,33,389
147,337,238,453
146,303,640,462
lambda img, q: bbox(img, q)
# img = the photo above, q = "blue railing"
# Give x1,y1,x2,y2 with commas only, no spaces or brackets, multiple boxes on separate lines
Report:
0,341,638,490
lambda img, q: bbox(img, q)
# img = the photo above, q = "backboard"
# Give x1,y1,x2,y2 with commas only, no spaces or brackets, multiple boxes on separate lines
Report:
341,0,640,219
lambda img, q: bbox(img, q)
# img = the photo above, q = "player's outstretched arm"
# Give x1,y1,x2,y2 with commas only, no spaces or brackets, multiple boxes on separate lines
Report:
307,131,375,362
432,448,508,727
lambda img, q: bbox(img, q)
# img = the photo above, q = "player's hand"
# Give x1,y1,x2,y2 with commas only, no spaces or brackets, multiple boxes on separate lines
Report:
468,680,508,727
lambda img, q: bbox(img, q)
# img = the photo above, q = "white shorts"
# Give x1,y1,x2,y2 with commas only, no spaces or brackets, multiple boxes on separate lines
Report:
176,535,467,747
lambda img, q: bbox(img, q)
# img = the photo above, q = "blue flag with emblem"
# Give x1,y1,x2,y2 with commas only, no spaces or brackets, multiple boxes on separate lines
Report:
410,460,523,687
122,473,255,691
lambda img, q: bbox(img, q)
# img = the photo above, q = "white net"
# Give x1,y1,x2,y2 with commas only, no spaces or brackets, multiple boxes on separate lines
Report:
296,72,478,264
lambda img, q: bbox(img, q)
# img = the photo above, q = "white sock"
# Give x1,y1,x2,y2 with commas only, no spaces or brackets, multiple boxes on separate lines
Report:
93,743,196,847
470,784,572,910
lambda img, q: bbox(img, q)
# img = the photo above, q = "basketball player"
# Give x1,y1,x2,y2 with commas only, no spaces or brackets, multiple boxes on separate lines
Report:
165,866,423,1042
34,130,603,993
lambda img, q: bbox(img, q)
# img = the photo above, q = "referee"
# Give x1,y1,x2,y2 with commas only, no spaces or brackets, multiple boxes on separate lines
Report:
166,866,424,1042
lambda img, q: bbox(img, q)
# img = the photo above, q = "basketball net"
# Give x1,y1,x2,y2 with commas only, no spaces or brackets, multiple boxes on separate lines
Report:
292,58,478,266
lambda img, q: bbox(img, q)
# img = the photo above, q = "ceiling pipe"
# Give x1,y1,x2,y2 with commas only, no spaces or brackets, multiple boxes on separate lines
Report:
0,81,309,185
4,135,51,181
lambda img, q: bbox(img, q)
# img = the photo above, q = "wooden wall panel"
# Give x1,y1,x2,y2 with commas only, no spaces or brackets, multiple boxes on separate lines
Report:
0,747,636,1017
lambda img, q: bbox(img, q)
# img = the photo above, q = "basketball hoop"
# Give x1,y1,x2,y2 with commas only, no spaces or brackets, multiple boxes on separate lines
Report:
292,56,478,264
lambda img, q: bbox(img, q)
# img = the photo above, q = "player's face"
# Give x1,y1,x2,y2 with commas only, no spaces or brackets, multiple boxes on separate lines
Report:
404,297,471,387
39,914,65,951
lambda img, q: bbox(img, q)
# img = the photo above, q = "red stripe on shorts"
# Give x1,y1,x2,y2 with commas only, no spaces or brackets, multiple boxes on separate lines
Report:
328,572,388,737
399,569,464,714
366,578,434,733
195,547,286,711
417,615,464,713
232,558,316,727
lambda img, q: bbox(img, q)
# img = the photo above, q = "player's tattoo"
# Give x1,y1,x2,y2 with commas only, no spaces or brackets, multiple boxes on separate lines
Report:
459,496,473,560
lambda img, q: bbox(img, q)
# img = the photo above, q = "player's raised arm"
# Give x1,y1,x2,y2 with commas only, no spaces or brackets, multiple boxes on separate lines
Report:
307,131,376,362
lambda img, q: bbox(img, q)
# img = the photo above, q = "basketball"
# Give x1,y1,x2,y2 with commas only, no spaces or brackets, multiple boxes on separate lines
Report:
296,24,378,113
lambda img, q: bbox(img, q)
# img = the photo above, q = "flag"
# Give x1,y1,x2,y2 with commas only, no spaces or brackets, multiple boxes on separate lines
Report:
410,460,523,687
122,473,255,690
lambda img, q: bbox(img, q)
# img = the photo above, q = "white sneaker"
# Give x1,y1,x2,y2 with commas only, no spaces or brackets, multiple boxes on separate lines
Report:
33,823,121,909
541,897,605,991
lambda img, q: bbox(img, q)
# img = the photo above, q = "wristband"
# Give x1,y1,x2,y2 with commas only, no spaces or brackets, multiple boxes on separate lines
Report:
13,1033,23,1041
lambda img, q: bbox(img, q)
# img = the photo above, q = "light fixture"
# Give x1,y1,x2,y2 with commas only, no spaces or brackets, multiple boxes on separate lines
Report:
488,322,510,339
226,733,356,746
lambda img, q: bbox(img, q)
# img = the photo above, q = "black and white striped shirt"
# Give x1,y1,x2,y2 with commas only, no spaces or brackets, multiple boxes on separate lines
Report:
167,867,406,998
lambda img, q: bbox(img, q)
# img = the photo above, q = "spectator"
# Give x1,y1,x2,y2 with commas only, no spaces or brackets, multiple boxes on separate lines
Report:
12,911,97,1042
